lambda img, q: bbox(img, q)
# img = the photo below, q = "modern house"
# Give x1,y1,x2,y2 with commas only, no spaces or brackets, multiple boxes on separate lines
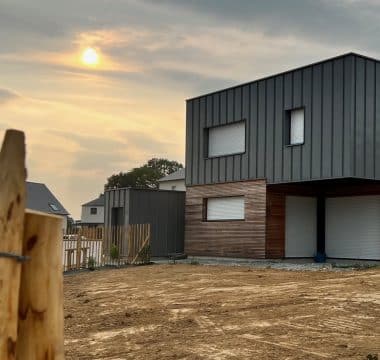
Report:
26,181,70,233
185,53,380,261
158,168,186,191
80,194,104,229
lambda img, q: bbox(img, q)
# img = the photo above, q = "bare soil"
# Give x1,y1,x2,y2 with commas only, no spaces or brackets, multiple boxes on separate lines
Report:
64,264,380,359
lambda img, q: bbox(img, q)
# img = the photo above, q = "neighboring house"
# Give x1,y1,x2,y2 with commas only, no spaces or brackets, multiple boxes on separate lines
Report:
81,194,104,228
185,53,380,261
104,188,185,256
158,168,186,191
26,181,69,233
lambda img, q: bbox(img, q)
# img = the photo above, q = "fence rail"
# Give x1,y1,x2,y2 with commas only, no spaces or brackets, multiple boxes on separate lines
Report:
63,224,151,271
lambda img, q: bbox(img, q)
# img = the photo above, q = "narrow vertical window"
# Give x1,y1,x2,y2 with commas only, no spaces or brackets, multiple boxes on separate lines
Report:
289,108,304,145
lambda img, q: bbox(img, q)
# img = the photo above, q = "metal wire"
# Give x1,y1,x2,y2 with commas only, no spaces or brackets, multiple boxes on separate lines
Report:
0,252,29,262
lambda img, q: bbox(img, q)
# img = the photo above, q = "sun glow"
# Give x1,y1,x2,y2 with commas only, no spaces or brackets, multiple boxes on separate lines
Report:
81,47,99,66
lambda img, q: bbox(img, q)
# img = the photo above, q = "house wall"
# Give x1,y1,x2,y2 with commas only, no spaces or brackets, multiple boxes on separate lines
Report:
81,205,104,224
104,188,185,256
351,56,380,180
61,215,68,234
129,189,185,256
185,54,380,187
104,188,130,228
185,179,267,258
159,179,186,191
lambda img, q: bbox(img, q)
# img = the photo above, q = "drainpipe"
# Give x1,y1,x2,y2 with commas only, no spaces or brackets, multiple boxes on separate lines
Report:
316,196,326,262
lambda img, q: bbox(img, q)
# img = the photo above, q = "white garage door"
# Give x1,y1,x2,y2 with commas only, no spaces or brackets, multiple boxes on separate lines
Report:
285,196,317,257
326,195,380,260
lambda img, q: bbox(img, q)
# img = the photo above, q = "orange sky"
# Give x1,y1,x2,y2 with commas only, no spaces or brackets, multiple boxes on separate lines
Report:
1,0,379,218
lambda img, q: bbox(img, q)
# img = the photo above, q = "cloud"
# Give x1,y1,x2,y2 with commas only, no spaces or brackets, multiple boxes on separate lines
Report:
45,129,181,173
0,88,20,105
3,0,380,219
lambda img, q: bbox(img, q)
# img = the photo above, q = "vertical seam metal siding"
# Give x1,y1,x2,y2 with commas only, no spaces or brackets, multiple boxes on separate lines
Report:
185,53,380,186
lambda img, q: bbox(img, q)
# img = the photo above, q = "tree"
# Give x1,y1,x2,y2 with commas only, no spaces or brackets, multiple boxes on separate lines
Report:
105,158,183,190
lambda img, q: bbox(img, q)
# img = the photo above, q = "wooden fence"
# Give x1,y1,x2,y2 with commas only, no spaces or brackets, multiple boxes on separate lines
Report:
63,224,151,271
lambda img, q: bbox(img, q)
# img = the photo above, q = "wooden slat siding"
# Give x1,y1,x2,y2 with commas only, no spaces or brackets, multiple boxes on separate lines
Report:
185,179,267,258
265,191,285,259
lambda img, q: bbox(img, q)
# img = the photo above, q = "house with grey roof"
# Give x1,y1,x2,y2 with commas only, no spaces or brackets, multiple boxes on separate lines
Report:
80,194,104,228
158,168,186,191
26,181,69,232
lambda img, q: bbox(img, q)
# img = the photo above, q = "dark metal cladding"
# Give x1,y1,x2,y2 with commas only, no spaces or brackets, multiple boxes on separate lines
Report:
104,188,185,257
185,53,380,186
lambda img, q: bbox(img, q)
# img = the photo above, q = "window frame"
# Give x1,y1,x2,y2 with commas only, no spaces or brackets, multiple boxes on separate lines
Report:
48,203,59,211
202,195,245,222
204,119,247,159
285,107,305,147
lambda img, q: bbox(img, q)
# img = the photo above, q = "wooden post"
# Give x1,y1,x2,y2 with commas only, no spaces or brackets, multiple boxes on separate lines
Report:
76,228,82,270
17,210,64,360
0,130,26,360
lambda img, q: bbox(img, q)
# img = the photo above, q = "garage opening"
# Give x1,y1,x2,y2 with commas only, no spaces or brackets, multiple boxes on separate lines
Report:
285,196,317,258
326,195,380,260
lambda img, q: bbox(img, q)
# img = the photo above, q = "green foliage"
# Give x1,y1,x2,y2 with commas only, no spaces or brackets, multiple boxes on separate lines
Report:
105,158,183,190
137,244,151,264
87,256,96,271
110,244,120,261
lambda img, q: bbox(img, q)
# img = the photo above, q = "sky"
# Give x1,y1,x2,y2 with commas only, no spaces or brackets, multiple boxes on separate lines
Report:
1,0,380,218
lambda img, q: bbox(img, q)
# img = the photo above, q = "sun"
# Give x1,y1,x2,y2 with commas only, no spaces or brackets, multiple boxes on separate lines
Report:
81,47,99,66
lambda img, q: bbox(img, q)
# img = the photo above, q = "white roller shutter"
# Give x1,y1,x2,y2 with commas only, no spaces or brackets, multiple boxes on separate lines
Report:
326,196,380,260
290,109,304,145
208,122,245,157
285,196,317,257
207,196,244,221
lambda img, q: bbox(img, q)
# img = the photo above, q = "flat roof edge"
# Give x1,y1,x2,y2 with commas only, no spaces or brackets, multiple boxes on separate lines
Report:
186,52,380,102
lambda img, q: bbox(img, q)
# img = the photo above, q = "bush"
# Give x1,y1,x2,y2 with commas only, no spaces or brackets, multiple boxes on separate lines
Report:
138,244,151,264
110,245,120,261
88,256,96,271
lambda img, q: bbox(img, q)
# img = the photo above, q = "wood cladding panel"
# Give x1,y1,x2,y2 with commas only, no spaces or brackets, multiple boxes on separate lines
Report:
185,180,267,258
266,191,285,259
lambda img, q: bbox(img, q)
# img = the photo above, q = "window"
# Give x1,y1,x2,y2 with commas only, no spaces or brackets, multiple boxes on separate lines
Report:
205,196,245,221
207,121,245,157
171,185,177,190
287,108,304,145
48,203,59,211
90,207,97,215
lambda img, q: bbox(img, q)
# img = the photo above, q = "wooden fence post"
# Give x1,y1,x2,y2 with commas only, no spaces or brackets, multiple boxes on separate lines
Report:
0,130,26,360
16,210,64,360
76,228,82,270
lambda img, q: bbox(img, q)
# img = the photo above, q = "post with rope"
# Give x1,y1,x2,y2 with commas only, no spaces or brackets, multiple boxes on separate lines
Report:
0,130,26,360
0,129,65,359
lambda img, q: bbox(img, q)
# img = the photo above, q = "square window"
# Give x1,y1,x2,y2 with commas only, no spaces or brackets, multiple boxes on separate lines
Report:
90,207,97,215
286,108,305,145
206,121,246,158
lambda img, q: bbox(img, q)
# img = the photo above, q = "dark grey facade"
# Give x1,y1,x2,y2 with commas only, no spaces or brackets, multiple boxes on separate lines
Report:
185,53,380,186
104,188,185,257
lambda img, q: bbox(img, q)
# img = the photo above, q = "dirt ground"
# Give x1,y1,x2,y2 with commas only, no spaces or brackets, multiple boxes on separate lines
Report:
64,264,380,360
